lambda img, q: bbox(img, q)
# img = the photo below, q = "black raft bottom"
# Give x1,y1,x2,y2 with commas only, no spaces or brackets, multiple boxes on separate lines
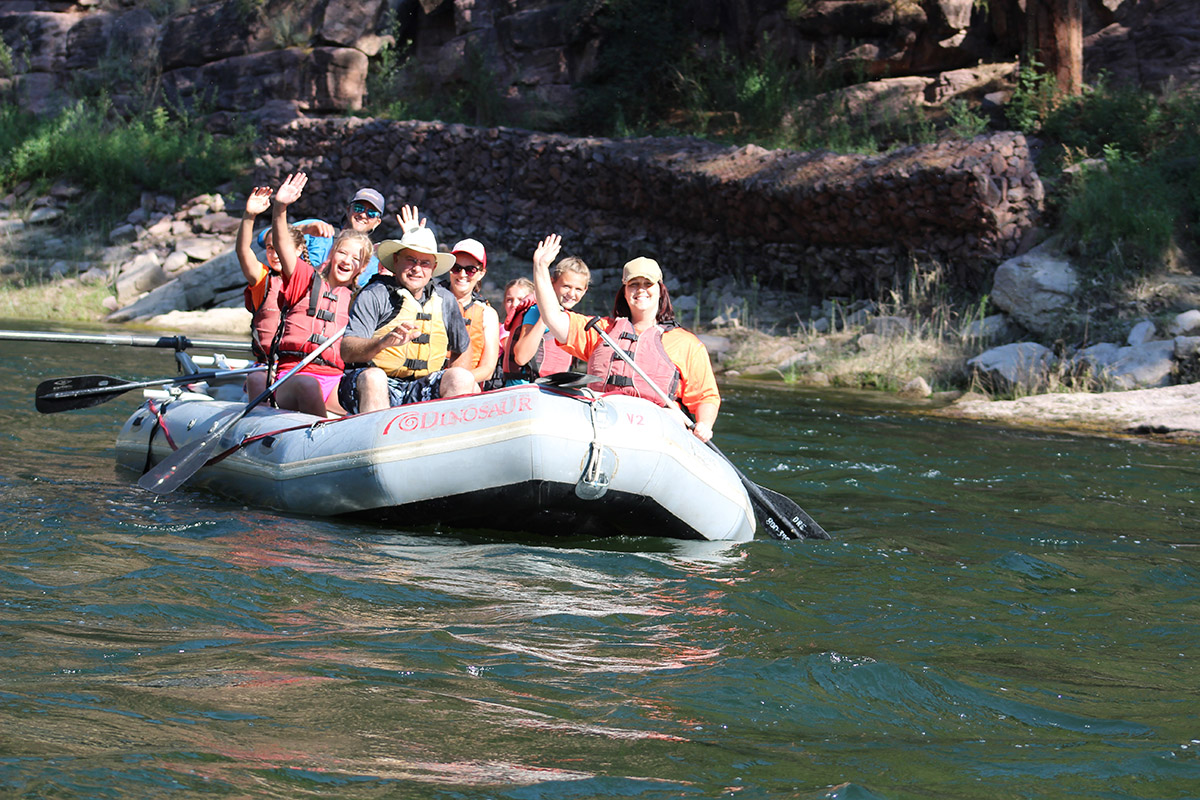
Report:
345,480,709,541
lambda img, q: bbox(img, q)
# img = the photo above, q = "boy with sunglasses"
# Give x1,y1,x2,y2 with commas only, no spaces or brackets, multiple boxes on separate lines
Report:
263,187,390,286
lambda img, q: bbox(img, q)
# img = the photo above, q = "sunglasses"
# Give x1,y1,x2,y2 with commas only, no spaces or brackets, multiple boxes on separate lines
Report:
350,202,382,219
450,264,482,276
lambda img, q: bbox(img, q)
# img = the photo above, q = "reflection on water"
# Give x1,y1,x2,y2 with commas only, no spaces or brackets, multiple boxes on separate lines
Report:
2,330,1200,798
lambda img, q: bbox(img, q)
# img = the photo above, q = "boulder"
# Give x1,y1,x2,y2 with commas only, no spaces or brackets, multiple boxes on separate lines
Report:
107,280,189,323
865,315,912,337
968,341,1056,394
1107,340,1176,389
899,376,932,398
27,207,62,224
319,0,386,49
1072,342,1122,374
109,223,138,243
115,252,167,303
1126,319,1156,346
963,313,1013,341
176,249,244,308
990,243,1079,335
1167,309,1200,336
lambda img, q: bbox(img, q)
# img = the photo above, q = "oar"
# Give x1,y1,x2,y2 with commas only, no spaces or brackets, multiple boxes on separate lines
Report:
137,326,347,495
0,329,252,352
583,317,830,541
35,367,264,414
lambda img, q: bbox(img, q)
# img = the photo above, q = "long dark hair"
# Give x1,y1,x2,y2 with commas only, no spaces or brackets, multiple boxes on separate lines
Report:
612,281,675,324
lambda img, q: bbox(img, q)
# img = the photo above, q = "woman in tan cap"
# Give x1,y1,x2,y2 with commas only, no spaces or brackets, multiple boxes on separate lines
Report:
530,233,720,442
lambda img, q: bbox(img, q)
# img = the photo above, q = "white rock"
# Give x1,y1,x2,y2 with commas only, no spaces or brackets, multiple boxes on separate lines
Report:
968,342,1056,393
163,251,191,273
963,313,1012,341
28,207,63,224
1167,309,1200,336
1126,319,1156,346
899,376,932,398
990,242,1079,335
1107,340,1176,389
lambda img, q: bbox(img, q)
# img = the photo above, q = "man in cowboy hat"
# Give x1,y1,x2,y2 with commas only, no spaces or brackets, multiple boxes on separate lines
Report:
338,226,477,413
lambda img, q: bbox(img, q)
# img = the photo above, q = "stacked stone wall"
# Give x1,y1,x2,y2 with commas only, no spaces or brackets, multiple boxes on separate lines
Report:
256,119,1043,297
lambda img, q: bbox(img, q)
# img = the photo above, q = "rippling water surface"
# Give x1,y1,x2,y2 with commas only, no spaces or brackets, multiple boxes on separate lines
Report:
2,328,1198,799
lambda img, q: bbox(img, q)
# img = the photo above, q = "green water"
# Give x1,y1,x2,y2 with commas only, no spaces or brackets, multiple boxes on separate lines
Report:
1,329,1197,799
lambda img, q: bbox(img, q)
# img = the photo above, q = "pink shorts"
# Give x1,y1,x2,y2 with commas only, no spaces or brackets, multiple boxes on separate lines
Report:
308,370,342,402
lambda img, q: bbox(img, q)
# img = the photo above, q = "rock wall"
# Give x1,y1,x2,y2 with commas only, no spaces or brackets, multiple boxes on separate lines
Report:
255,119,1043,294
4,0,1179,123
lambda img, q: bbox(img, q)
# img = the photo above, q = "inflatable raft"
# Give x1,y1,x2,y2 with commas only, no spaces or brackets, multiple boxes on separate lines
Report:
115,383,756,542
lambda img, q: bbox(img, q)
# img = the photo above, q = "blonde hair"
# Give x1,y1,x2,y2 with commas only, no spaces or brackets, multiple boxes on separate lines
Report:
326,229,374,275
505,276,534,295
551,256,589,286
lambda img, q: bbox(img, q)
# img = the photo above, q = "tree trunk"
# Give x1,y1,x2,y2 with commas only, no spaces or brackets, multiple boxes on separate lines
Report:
1024,0,1083,96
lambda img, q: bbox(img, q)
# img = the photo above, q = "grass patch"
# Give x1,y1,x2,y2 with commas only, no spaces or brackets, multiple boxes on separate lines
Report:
1035,82,1200,285
0,275,112,323
0,97,255,227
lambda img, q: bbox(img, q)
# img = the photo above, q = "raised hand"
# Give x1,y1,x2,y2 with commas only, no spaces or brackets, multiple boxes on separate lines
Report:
533,234,561,273
396,204,426,232
245,186,272,217
275,172,307,207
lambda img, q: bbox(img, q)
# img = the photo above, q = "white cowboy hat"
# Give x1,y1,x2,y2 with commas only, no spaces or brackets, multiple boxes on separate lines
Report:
377,227,457,277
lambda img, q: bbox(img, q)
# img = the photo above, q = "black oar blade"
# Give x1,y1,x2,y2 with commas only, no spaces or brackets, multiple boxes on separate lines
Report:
535,371,603,388
35,375,134,414
754,485,831,540
137,413,241,494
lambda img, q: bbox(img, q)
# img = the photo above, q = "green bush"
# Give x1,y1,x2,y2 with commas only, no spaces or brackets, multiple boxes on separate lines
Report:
1039,85,1200,278
0,97,254,213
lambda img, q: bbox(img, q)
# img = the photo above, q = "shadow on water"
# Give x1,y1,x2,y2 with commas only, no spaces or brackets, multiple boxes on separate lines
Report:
2,328,1199,798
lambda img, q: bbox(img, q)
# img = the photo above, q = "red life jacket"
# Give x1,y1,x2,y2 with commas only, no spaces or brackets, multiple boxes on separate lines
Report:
244,267,285,364
502,302,572,381
586,318,681,406
274,272,351,371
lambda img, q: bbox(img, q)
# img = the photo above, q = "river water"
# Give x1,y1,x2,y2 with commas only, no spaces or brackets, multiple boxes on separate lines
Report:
1,328,1197,799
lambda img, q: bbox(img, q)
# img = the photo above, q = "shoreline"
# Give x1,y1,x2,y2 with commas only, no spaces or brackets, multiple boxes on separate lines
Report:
7,309,1198,447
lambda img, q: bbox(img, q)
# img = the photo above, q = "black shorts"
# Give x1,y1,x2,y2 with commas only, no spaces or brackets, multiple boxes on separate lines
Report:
338,367,445,413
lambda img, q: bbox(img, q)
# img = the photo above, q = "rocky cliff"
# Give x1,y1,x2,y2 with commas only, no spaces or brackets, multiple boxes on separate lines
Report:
2,0,1195,121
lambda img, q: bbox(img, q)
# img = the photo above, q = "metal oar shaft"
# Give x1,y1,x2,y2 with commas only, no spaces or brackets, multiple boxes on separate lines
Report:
0,329,252,352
